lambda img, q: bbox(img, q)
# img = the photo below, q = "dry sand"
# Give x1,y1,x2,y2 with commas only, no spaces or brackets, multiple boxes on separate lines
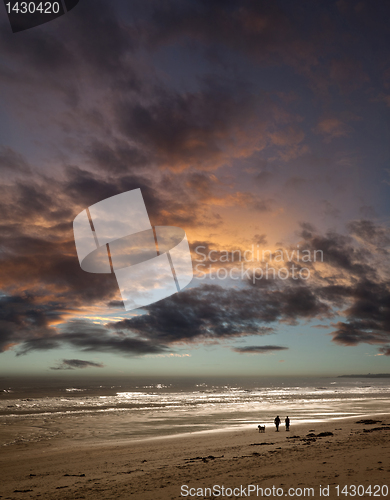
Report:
1,415,389,499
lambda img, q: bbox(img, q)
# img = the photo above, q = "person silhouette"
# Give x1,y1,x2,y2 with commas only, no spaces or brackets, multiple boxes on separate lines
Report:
274,415,281,431
285,416,290,431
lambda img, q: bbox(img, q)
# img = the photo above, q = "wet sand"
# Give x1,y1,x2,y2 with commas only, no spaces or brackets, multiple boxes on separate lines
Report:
1,415,389,499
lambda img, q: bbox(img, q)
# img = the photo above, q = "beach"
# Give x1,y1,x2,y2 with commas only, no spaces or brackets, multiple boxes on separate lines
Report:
1,415,389,499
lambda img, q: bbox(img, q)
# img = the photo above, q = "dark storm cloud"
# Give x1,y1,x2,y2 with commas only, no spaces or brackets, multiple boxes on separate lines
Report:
50,359,105,370
0,294,59,353
108,284,327,344
298,224,376,280
0,0,387,171
5,280,327,356
86,140,149,174
14,183,62,220
276,286,329,321
59,331,166,356
0,227,119,306
17,320,168,356
1,0,300,177
63,166,212,228
0,163,228,342
67,164,248,230
0,0,287,173
331,321,390,347
0,0,389,364
292,222,390,353
0,173,122,352
107,300,125,308
115,80,274,171
0,164,181,313
109,286,273,344
232,345,288,354
330,281,390,348
0,0,370,185
100,222,388,351
5,220,390,357
64,166,158,213
0,179,73,225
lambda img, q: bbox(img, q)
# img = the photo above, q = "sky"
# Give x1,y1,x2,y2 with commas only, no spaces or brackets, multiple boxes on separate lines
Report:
0,0,390,378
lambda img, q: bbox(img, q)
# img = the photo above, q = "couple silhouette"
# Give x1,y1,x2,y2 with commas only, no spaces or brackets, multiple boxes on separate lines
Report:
274,416,290,431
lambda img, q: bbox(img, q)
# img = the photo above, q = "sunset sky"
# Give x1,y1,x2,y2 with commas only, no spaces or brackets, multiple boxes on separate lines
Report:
1,0,390,378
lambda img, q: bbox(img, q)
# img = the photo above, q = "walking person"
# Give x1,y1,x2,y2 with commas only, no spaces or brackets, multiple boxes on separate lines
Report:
285,416,290,431
274,415,281,432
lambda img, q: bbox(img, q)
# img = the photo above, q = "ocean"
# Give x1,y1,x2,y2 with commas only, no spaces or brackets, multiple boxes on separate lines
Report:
1,376,389,447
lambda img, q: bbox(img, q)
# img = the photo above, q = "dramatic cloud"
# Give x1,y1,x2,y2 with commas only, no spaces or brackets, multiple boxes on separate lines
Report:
0,294,59,353
329,280,390,348
2,216,389,359
232,345,289,354
115,80,276,171
50,359,105,370
16,320,168,357
109,286,276,344
296,223,390,352
0,0,390,370
107,280,331,346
